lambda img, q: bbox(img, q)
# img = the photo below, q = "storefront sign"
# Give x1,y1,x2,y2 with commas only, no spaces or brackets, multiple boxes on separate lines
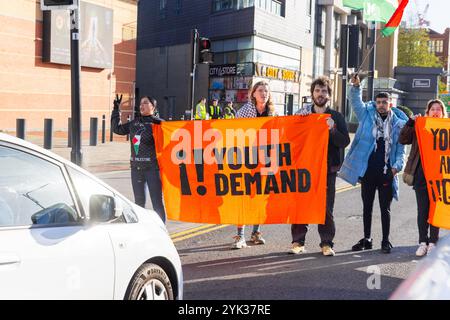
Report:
209,64,237,77
210,63,254,77
255,63,300,83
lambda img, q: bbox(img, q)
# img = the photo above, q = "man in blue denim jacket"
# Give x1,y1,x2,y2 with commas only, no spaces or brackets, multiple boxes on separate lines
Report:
339,74,408,253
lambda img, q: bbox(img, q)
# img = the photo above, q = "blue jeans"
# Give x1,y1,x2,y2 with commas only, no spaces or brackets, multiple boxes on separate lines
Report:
237,225,260,237
131,165,166,223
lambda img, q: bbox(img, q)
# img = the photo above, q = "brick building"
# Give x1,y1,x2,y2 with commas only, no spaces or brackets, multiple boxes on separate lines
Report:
0,0,137,132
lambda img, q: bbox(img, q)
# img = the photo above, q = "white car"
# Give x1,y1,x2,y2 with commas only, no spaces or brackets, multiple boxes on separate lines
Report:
0,133,183,300
390,234,450,300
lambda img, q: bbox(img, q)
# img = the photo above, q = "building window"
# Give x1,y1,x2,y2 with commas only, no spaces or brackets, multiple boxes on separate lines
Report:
334,13,341,49
175,0,182,15
314,47,325,79
212,0,255,12
160,0,167,18
436,40,444,53
315,6,326,48
306,0,313,33
255,0,284,16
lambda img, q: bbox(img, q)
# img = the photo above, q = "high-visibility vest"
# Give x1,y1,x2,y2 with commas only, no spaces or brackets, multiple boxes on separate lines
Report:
223,106,235,119
209,105,221,118
195,103,207,120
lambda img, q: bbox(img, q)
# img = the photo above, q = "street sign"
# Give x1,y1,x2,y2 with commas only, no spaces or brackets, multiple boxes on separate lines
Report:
412,79,431,88
41,0,78,11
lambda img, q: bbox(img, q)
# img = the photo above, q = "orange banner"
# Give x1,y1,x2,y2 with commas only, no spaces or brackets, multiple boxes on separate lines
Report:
416,117,450,229
153,115,329,225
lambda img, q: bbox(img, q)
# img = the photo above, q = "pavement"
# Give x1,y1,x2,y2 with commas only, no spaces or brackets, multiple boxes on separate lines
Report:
9,129,356,238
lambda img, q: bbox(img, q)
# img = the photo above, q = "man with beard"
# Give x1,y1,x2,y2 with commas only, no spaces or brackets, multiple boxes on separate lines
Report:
339,74,408,254
289,76,350,256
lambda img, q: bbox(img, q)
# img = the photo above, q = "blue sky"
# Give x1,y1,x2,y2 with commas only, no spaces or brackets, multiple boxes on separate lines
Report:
404,0,449,33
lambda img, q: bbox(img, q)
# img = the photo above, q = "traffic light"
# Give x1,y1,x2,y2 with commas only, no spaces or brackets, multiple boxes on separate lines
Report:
41,0,78,11
198,37,213,64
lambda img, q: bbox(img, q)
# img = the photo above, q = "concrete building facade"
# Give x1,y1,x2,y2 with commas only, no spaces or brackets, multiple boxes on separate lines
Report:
136,0,316,119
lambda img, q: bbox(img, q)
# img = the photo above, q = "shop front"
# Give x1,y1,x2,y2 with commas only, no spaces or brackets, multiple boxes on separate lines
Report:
208,62,301,115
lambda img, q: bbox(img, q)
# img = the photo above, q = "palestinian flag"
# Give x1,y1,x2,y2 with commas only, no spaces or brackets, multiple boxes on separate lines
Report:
343,0,409,36
381,0,409,37
132,134,141,155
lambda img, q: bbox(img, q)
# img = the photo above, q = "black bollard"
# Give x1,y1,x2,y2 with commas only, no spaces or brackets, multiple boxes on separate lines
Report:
109,118,113,142
101,115,106,144
89,117,98,146
44,119,53,150
68,117,72,148
16,119,26,140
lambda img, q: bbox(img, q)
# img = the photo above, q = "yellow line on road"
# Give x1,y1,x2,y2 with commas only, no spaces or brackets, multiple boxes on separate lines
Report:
170,224,217,239
172,225,230,243
336,184,360,194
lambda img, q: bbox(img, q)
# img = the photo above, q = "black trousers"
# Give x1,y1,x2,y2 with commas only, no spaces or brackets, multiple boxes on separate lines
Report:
415,186,439,244
291,172,336,248
131,165,166,223
360,170,393,242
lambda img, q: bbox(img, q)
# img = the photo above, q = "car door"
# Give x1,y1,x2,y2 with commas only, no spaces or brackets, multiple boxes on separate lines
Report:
0,144,115,299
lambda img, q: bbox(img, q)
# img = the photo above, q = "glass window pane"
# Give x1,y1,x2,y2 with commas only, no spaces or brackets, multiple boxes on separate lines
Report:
211,40,224,52
67,167,114,218
0,146,77,227
238,49,253,63
225,51,237,64
223,38,238,51
237,36,254,50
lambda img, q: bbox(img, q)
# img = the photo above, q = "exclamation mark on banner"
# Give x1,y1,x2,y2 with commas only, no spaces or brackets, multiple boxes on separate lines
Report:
194,149,207,195
178,150,191,195
436,180,443,202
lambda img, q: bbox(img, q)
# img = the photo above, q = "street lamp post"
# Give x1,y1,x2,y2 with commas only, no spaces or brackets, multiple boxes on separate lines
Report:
70,8,82,166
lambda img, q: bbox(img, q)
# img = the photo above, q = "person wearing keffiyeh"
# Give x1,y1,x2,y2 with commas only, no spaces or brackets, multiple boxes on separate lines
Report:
339,74,408,254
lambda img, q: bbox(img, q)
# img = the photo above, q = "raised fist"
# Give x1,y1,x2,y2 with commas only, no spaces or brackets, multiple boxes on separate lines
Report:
351,74,360,87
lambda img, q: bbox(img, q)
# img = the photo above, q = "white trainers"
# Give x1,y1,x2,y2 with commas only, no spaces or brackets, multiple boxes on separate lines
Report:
415,242,428,257
427,243,436,254
322,245,336,256
232,235,247,249
288,242,305,254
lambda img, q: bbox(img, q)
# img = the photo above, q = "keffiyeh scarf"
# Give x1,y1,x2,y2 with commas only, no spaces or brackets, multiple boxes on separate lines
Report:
373,110,393,174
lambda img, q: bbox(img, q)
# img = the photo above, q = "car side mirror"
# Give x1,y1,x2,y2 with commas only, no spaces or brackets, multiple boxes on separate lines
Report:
89,195,122,222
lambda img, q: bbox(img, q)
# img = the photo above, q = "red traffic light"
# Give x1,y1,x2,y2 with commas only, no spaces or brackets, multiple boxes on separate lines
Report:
199,37,211,51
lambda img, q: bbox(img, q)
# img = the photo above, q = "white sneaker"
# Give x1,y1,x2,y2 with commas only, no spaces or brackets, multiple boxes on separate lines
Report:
232,236,247,249
289,242,306,254
322,245,336,256
427,243,436,254
415,242,428,257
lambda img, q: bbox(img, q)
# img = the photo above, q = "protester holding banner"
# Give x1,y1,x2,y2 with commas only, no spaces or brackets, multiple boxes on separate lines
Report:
231,80,275,249
289,76,350,256
111,94,166,222
340,74,408,254
399,99,447,256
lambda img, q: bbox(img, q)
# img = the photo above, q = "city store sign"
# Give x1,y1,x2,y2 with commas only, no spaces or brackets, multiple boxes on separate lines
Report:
255,63,300,82
209,64,238,77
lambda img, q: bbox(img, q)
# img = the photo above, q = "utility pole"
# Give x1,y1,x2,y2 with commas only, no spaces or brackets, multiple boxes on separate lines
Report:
189,29,199,120
70,8,82,166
